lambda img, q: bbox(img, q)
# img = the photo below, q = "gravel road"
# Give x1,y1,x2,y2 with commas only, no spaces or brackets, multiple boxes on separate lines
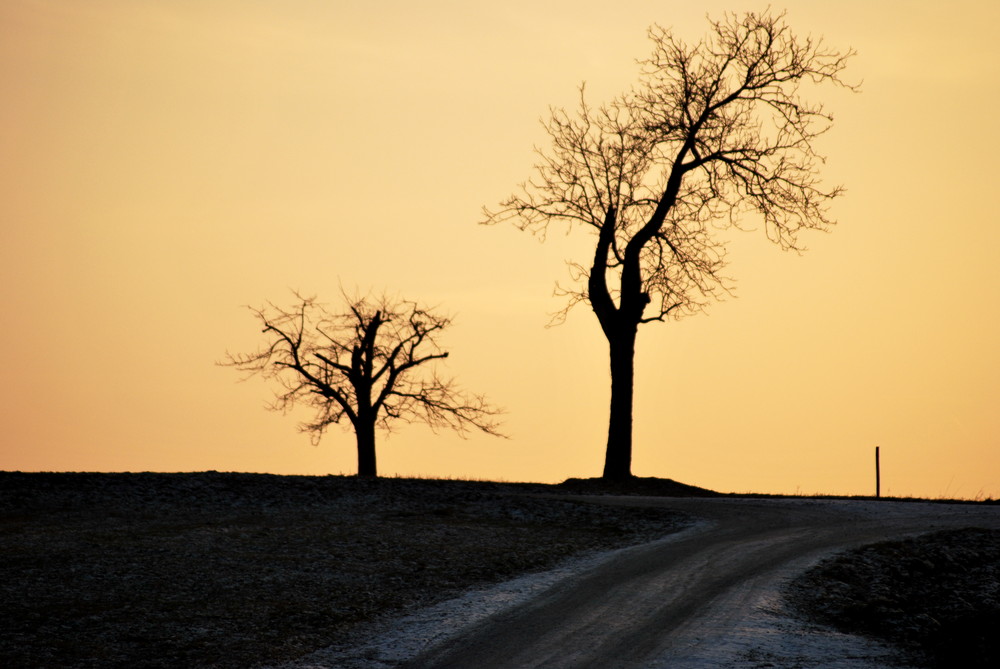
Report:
387,497,1000,668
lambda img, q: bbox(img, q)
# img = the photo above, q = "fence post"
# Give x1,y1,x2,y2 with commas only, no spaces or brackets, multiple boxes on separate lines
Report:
875,446,881,499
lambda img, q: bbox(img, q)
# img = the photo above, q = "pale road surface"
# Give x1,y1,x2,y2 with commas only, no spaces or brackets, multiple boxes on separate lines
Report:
401,497,1000,669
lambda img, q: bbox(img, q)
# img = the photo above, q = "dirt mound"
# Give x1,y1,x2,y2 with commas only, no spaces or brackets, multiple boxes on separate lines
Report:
558,475,721,497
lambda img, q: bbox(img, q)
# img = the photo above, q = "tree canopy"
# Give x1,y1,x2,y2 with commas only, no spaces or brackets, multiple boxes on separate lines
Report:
222,291,503,476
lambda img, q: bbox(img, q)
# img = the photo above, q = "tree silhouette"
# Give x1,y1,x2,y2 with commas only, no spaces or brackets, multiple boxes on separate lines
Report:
222,291,503,477
484,11,856,480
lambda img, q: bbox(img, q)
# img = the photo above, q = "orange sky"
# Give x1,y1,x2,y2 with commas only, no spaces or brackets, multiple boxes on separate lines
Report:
2,0,998,498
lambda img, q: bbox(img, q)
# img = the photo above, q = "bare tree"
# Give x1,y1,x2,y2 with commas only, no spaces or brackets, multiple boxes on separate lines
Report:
222,291,503,477
483,11,856,480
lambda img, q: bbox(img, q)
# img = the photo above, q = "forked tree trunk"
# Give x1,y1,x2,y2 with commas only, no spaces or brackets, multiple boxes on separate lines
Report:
355,420,377,477
602,329,637,480
590,204,644,481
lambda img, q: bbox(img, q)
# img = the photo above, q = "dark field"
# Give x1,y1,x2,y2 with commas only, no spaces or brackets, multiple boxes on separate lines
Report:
0,472,690,668
3,472,998,669
787,526,1000,669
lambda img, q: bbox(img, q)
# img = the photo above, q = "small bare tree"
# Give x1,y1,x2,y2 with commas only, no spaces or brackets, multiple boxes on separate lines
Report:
222,291,503,477
484,11,856,480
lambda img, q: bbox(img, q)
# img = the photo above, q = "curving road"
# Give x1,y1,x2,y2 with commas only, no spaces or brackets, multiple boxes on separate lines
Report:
403,497,1000,669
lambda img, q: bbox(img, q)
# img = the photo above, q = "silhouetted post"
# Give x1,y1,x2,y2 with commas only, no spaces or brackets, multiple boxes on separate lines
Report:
875,446,881,498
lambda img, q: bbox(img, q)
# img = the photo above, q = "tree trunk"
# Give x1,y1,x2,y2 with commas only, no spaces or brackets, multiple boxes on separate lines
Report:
355,419,377,477
602,329,637,480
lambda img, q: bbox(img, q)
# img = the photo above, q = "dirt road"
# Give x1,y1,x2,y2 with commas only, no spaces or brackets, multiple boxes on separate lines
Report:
403,497,1000,669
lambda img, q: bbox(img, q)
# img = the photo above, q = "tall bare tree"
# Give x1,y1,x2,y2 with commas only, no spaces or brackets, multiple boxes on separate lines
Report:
222,292,503,477
484,11,856,480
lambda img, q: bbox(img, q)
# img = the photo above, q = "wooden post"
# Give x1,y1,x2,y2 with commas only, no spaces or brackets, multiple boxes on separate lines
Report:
875,446,881,499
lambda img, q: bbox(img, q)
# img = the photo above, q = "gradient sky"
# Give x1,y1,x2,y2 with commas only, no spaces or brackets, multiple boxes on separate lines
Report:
2,0,998,498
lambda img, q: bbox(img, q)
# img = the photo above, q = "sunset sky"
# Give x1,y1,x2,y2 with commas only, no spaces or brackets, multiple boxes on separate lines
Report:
2,0,998,498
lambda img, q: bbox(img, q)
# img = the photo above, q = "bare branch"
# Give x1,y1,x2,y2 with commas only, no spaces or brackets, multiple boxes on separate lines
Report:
483,11,855,479
485,10,854,324
220,290,504,475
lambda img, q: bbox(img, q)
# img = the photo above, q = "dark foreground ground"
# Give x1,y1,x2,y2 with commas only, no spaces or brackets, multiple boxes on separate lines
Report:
1,472,997,668
787,526,1000,668
0,472,690,668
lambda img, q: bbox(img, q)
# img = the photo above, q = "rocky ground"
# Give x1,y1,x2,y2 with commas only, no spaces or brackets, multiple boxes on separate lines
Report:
2,472,997,669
